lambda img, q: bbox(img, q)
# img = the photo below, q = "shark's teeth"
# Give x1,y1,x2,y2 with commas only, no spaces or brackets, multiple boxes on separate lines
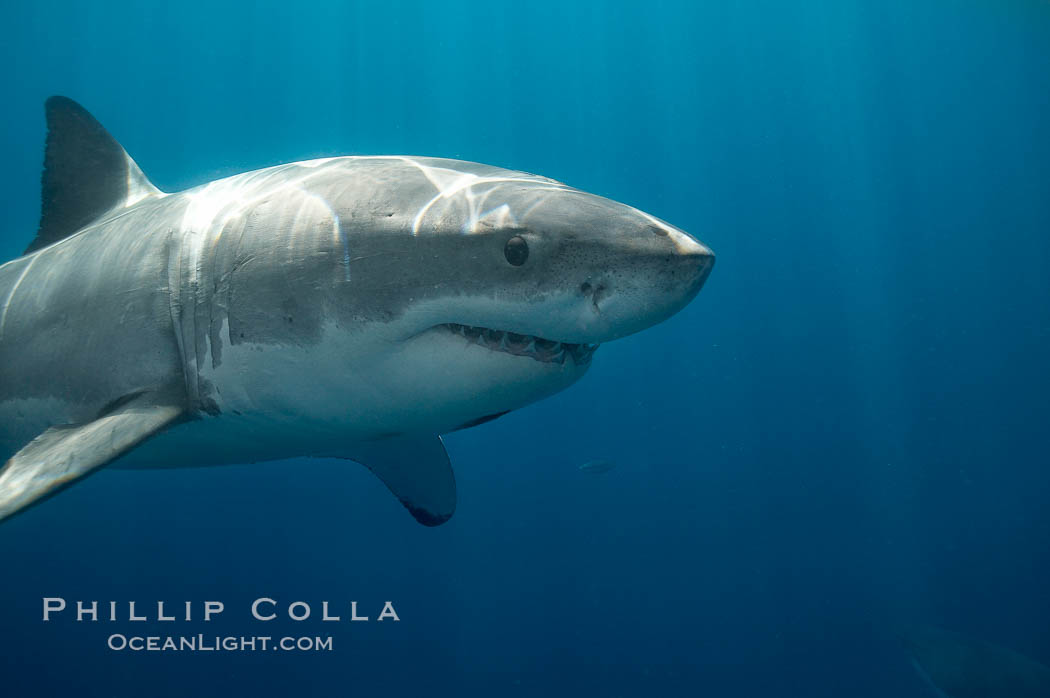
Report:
442,323,599,365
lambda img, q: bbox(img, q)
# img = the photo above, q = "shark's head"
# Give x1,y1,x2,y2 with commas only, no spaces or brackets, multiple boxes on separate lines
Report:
308,158,715,433
186,157,712,436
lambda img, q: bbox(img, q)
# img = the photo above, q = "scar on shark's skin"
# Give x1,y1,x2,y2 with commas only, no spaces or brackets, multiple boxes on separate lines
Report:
0,96,714,527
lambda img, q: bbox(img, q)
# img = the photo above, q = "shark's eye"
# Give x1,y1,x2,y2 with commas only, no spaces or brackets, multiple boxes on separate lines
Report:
504,236,529,266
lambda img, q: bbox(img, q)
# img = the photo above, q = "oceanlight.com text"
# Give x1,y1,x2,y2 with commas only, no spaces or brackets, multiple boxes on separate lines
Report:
107,634,333,652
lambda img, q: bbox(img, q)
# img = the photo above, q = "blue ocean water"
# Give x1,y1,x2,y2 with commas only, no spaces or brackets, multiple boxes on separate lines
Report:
1,1,1049,696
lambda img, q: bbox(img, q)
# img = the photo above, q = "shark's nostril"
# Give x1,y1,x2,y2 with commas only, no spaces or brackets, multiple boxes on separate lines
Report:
591,284,608,311
580,280,607,309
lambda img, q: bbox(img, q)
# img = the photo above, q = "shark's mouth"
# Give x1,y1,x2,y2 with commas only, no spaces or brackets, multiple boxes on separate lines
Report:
442,323,599,365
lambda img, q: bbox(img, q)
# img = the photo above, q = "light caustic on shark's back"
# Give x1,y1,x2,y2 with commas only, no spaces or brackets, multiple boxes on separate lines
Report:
0,96,714,527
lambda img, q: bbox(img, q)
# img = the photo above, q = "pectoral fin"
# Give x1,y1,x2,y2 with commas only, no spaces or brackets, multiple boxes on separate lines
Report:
325,435,456,527
0,395,183,524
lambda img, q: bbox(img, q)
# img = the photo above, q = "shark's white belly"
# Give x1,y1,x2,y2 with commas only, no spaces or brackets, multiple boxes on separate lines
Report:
184,320,583,455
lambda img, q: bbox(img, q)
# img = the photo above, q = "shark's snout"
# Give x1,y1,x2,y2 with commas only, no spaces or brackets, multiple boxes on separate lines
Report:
676,237,716,302
584,246,712,312
648,223,715,319
575,226,714,343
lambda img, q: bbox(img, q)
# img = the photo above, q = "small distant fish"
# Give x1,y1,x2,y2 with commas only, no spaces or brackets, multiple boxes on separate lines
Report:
578,459,616,474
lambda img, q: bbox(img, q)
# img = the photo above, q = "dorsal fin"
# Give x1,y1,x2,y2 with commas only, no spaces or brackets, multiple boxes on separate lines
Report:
25,96,161,254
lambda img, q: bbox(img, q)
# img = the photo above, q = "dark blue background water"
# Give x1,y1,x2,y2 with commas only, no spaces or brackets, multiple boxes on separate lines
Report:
1,1,1048,696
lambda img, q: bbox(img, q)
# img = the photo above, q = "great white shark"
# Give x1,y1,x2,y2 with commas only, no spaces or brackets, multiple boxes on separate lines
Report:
0,97,713,526
900,622,1050,697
